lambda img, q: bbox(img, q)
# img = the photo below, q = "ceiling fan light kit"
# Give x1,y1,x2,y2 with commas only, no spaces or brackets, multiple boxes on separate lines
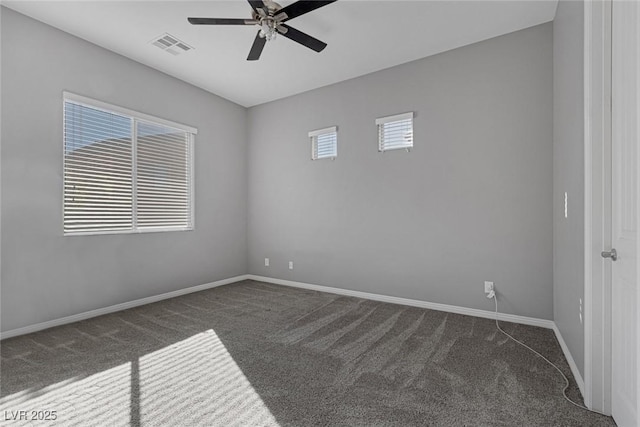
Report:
188,0,337,61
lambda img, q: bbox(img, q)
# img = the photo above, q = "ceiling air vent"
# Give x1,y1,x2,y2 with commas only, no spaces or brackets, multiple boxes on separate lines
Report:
151,33,193,56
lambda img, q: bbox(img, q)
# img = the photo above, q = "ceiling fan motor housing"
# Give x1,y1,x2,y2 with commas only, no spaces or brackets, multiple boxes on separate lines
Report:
252,1,287,39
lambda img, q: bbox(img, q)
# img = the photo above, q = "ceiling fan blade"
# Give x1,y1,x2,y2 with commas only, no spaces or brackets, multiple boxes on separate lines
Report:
247,31,267,61
188,18,257,25
247,0,265,13
278,24,327,52
279,1,337,22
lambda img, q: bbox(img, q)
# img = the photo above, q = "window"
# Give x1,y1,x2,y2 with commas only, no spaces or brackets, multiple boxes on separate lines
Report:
309,126,337,160
63,93,196,235
376,112,414,152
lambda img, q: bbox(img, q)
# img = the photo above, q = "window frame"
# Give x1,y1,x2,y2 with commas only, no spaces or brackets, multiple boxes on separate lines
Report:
62,92,196,236
376,111,414,152
309,126,338,160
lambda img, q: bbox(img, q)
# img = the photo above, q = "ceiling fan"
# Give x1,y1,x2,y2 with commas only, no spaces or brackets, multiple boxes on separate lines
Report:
188,0,337,61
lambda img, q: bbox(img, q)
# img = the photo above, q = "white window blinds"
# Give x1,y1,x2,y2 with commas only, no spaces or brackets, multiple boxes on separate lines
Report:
376,112,414,152
136,121,192,230
309,126,337,160
63,94,195,235
64,102,134,234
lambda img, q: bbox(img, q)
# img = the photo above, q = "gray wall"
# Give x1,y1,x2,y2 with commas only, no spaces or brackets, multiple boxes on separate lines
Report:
1,8,248,332
1,8,558,333
247,23,554,319
553,0,585,376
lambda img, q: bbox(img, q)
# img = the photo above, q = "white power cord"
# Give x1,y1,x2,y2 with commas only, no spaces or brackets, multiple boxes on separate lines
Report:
489,292,593,412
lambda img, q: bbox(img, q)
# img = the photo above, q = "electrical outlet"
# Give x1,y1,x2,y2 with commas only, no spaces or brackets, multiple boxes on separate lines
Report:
484,281,494,294
264,258,269,267
289,261,294,270
579,298,583,324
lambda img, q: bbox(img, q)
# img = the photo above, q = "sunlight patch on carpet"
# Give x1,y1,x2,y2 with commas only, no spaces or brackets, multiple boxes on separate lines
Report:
0,330,278,426
138,329,278,426
0,363,131,426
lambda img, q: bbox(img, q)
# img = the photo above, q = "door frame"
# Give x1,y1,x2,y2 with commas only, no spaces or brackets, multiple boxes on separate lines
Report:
584,0,612,415
585,0,640,418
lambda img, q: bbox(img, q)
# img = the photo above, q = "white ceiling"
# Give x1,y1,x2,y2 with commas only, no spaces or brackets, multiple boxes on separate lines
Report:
4,0,558,107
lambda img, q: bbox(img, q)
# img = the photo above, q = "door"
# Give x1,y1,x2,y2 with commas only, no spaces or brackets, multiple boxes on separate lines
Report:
610,1,639,426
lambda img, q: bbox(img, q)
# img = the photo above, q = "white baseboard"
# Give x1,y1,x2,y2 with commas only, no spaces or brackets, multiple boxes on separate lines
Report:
552,324,586,397
246,275,555,329
0,274,250,340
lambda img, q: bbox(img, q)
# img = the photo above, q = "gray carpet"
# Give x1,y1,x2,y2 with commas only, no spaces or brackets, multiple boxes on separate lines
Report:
1,280,615,426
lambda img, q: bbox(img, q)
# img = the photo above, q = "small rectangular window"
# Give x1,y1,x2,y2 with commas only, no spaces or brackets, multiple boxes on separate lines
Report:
376,112,414,152
63,93,196,235
309,126,337,160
